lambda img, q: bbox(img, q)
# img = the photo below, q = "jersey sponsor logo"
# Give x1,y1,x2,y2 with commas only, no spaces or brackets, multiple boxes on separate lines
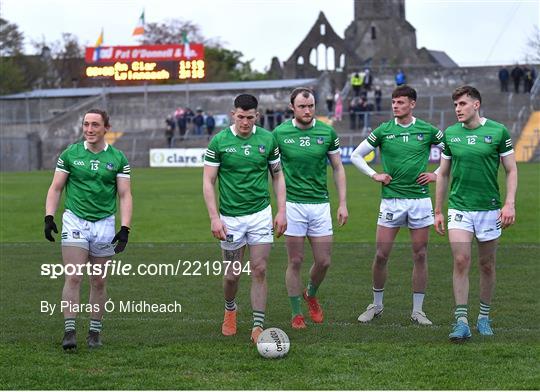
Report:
317,137,324,144
283,138,295,144
73,160,85,166
484,136,492,144
106,162,115,170
225,147,237,153
258,145,266,154
450,137,461,142
72,230,81,239
385,213,393,221
417,133,424,141
386,134,396,140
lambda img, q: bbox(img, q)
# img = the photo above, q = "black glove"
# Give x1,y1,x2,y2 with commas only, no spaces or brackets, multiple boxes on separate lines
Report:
44,215,58,242
111,226,130,253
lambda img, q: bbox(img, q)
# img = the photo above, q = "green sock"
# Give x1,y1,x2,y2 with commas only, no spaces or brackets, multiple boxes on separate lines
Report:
289,296,302,317
479,301,491,319
454,305,468,324
89,319,102,333
252,310,265,329
307,281,319,297
64,318,75,332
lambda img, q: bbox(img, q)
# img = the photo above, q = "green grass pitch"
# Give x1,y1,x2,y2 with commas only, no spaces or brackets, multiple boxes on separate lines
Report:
1,164,539,389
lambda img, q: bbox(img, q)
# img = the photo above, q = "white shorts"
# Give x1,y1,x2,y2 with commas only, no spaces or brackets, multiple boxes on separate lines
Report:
61,210,116,257
285,202,333,237
447,209,501,242
220,205,273,250
377,198,434,229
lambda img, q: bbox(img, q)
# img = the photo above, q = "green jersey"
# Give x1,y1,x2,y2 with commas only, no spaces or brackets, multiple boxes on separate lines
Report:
56,141,130,221
273,119,340,203
204,126,280,217
367,117,443,199
442,118,514,211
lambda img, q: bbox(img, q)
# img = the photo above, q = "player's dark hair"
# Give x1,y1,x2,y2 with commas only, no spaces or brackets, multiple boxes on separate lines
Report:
290,87,315,105
452,85,482,104
84,109,110,127
391,85,417,101
234,94,258,110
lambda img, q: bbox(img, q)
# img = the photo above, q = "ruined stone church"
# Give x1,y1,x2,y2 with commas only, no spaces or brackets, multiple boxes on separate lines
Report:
272,0,456,79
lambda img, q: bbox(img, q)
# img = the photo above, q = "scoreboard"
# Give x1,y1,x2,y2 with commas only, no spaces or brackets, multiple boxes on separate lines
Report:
84,44,205,82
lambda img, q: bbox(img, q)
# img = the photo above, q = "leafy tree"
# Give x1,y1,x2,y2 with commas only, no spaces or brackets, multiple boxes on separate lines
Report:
0,18,28,93
0,17,24,56
141,18,267,82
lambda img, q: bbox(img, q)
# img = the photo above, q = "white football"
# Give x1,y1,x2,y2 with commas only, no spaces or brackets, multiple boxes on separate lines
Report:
256,327,290,359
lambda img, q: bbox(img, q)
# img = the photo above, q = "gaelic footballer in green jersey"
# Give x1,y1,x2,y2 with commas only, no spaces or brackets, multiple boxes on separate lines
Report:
203,94,286,343
273,87,348,330
45,109,133,350
351,85,441,326
434,86,517,341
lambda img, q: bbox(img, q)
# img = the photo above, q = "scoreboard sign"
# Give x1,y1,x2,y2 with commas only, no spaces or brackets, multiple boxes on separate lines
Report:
84,44,205,82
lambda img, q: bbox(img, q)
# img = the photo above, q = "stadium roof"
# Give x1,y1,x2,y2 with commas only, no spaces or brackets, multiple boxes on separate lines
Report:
0,78,318,100
427,50,458,68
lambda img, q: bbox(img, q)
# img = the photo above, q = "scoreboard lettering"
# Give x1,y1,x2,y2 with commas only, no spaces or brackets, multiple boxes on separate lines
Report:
84,44,205,82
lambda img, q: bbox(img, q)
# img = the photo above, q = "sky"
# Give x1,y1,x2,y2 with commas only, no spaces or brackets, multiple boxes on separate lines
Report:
2,0,539,71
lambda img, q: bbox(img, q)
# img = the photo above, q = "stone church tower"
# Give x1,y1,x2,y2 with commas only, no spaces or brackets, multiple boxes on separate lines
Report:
280,0,456,79
344,0,422,67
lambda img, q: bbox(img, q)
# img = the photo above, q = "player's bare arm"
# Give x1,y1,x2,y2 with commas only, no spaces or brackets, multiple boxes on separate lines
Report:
328,152,348,226
270,161,287,237
500,153,518,229
203,164,227,240
434,158,451,235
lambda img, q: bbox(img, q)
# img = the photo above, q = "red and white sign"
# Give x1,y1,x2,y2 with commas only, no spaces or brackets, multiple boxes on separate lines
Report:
85,44,204,64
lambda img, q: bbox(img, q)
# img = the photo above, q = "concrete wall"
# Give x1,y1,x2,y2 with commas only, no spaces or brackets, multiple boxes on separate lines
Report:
1,65,537,170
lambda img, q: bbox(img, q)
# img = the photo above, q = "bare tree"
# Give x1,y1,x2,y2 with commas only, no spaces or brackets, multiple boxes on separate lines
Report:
524,25,540,63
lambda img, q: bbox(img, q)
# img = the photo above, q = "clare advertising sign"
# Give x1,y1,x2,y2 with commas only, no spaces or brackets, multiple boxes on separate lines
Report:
150,149,206,167
85,44,205,82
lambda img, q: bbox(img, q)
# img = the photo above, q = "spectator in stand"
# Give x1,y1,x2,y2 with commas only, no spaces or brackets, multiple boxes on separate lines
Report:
374,86,382,112
363,69,373,92
349,97,359,130
395,69,407,86
184,108,195,136
205,112,216,140
511,65,523,93
276,108,284,127
175,107,187,139
326,94,334,117
266,108,275,130
258,108,266,128
498,67,509,93
165,114,176,147
524,66,536,93
194,109,205,136
334,89,343,122
351,72,363,97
